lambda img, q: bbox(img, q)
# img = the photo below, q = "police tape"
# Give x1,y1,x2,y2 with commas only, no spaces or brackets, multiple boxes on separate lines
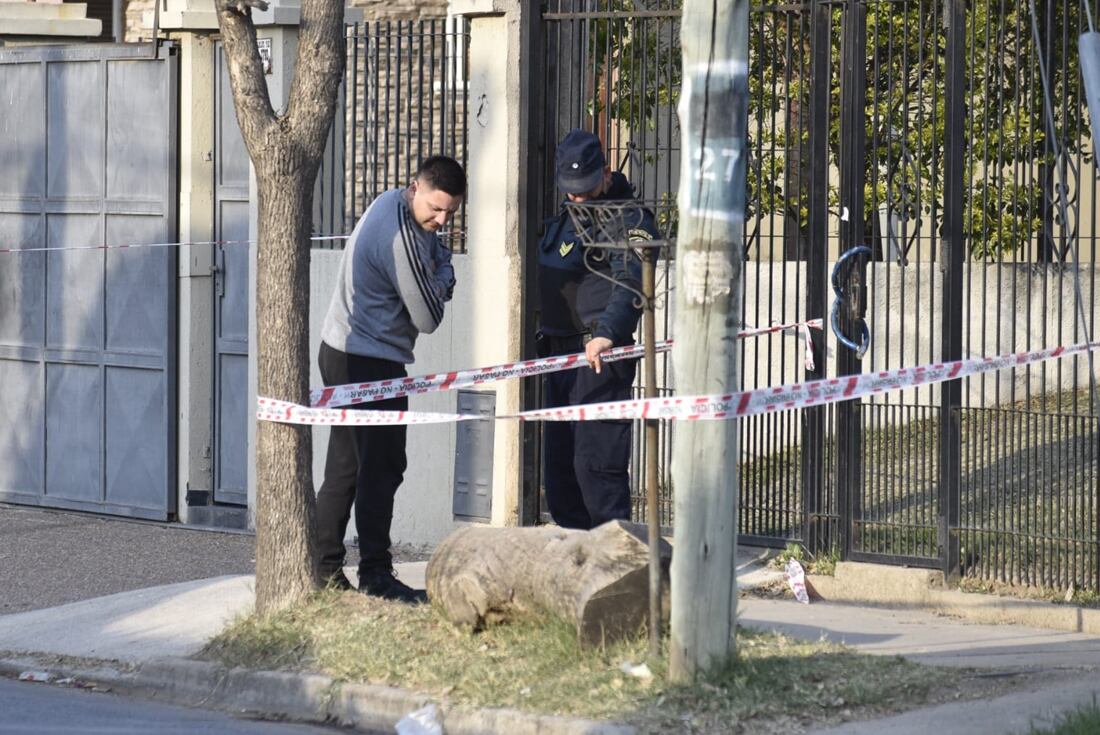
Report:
309,319,823,409
519,342,1096,422
257,397,475,426
259,340,1099,427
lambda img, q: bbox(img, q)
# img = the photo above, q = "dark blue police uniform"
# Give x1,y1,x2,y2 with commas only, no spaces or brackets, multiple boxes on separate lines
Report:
537,169,659,529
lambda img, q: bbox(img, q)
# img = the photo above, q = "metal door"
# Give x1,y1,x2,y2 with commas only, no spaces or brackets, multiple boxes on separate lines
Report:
0,43,178,519
212,43,251,506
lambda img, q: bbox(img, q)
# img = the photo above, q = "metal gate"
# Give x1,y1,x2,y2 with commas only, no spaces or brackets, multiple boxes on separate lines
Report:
534,2,681,526
0,44,178,520
535,0,1100,593
313,18,470,247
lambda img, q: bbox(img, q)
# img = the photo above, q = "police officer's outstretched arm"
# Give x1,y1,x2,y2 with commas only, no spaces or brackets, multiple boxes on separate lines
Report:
587,206,659,372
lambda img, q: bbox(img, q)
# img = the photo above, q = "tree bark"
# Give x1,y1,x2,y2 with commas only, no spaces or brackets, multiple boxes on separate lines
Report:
426,521,671,647
214,0,346,615
253,170,317,613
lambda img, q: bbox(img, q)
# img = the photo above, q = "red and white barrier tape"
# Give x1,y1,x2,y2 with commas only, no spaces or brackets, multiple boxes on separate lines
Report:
310,319,823,409
259,341,1099,427
257,397,474,426
516,342,1097,422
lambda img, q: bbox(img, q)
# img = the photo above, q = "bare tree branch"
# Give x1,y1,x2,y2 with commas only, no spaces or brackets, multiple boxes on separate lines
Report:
213,0,278,155
285,0,346,158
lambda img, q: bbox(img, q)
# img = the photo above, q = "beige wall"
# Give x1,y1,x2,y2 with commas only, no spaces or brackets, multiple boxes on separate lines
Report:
736,260,1100,459
307,2,528,550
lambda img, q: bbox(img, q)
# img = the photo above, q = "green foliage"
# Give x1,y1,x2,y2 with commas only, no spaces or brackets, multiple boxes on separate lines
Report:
758,0,1090,260
1025,699,1100,735
1072,589,1100,607
773,542,806,567
585,0,682,131
813,547,841,576
583,0,1092,260
772,542,840,575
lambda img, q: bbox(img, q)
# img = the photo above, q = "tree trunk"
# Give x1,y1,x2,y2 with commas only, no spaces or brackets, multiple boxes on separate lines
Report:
426,521,671,647
253,169,318,614
214,0,346,615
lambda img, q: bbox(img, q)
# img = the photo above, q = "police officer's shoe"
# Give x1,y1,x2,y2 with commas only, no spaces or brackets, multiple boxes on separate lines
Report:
321,569,354,591
359,567,428,604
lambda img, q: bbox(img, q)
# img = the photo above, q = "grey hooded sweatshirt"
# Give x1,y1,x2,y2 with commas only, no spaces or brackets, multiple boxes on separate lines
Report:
321,188,456,364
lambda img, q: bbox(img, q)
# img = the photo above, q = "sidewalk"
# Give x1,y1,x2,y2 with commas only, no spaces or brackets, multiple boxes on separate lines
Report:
2,511,1099,733
0,553,770,665
739,599,1100,734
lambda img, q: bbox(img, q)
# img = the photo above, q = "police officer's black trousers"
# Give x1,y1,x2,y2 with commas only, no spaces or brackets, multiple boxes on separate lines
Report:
542,351,637,530
315,342,408,578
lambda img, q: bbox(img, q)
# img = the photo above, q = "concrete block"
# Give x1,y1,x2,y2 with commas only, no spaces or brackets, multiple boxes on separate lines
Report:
807,562,1100,636
449,0,505,16
0,2,90,20
0,16,101,35
222,668,333,721
830,561,944,603
136,659,229,705
327,682,430,732
440,704,637,735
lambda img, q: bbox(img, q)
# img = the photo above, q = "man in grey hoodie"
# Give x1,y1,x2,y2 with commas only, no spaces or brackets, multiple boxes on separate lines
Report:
317,155,465,603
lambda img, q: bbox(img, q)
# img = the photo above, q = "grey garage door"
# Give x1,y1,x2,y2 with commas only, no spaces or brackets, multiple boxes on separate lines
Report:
0,44,178,520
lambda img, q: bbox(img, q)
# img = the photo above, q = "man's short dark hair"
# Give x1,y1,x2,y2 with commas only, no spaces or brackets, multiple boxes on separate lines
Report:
417,156,467,197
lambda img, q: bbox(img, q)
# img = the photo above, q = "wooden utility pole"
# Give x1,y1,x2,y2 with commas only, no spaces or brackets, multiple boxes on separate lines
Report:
215,0,346,614
669,0,747,681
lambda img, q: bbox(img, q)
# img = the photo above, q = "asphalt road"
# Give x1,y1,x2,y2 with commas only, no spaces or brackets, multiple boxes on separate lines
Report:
0,503,431,614
0,677,361,734
0,504,256,614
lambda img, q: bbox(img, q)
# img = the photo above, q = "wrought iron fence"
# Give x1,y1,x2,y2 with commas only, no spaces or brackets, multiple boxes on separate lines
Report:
313,18,470,252
536,1,682,527
536,0,1100,594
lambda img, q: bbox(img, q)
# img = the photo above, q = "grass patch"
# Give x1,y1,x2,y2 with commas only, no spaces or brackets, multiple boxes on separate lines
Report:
772,542,840,576
958,578,1100,609
201,590,955,733
1025,699,1100,734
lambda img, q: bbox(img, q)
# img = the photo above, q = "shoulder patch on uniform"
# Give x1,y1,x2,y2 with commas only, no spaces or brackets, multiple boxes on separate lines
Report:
628,228,654,241
559,241,574,257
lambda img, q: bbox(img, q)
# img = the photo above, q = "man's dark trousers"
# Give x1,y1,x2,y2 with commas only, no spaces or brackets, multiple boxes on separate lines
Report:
542,340,637,530
316,342,408,577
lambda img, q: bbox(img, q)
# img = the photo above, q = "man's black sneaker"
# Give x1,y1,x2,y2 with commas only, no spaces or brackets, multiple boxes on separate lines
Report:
359,567,428,604
321,569,354,591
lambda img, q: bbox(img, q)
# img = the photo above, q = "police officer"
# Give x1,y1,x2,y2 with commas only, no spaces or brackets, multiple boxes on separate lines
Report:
537,129,659,530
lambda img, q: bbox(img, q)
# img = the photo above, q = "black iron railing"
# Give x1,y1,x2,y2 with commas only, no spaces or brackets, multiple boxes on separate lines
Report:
313,18,470,253
537,0,1100,594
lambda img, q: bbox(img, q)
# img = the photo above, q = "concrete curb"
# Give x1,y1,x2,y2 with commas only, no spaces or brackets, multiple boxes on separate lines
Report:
808,562,1100,635
0,654,635,735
